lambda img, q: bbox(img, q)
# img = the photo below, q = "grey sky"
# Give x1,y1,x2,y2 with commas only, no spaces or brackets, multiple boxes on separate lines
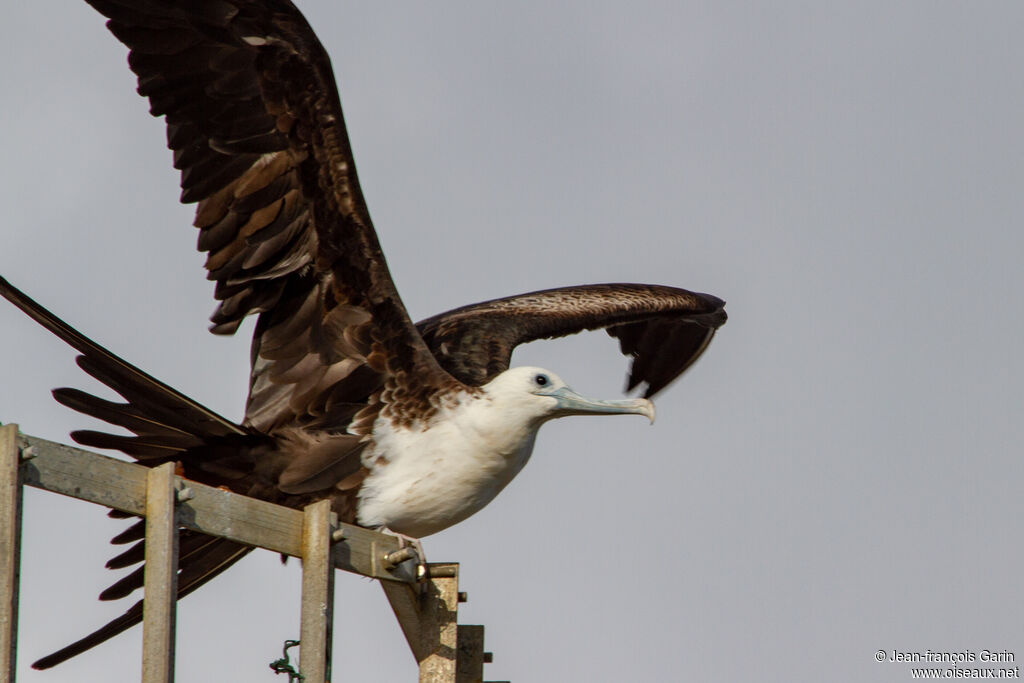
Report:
2,1,1022,681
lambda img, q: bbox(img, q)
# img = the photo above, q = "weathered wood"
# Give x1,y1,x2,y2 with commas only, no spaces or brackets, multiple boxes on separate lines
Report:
330,518,418,583
419,563,460,683
20,434,147,515
300,500,335,683
19,434,417,583
142,462,179,683
456,625,485,683
0,425,22,683
180,476,304,557
12,432,505,680
381,580,431,662
381,563,460,667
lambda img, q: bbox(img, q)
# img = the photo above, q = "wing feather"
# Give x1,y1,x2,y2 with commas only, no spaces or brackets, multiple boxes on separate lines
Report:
88,0,460,431
416,283,726,398
13,3,729,668
32,539,252,670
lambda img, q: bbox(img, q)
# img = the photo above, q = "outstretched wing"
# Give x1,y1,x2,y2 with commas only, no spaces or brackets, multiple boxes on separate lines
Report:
19,0,462,665
89,0,460,432
417,284,727,398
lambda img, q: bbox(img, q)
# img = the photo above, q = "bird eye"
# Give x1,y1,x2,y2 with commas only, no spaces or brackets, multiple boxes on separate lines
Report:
534,374,549,386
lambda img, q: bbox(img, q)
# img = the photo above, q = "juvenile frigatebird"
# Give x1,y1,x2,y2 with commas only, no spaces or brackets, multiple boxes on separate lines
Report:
3,0,726,669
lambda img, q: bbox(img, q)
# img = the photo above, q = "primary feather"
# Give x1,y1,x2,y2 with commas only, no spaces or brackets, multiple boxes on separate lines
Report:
4,0,726,670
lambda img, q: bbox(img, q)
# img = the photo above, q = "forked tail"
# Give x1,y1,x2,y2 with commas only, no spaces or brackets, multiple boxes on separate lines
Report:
0,276,259,668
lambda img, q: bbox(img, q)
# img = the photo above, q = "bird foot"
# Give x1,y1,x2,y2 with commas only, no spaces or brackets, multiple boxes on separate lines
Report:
381,529,428,580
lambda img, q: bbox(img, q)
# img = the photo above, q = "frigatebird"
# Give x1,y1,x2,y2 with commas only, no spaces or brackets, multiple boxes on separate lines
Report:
4,0,726,669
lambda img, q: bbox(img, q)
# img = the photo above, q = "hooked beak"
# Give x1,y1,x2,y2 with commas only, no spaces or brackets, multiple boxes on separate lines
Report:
542,386,656,424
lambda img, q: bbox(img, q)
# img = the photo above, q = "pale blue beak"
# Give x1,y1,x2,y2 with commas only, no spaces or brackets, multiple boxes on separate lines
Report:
541,386,656,424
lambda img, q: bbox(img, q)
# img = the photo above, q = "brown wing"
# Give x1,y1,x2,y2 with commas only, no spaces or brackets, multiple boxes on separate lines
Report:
0,276,266,669
416,284,727,398
32,534,252,670
21,2,464,666
90,0,460,432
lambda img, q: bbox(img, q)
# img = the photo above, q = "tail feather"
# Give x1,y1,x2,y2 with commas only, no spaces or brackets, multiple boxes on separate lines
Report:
97,565,145,602
69,430,190,461
53,387,198,441
104,540,148,572
110,519,145,545
101,530,226,598
32,539,253,670
0,276,266,668
0,275,244,440
74,354,241,440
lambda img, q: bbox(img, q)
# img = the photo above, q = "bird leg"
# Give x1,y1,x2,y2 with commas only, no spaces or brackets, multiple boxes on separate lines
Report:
380,528,428,580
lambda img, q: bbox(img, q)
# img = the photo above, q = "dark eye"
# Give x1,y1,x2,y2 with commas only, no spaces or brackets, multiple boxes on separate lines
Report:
534,374,549,386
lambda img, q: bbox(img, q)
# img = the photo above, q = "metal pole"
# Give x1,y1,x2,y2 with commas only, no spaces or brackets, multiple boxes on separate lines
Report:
141,462,179,683
300,499,335,683
0,425,22,683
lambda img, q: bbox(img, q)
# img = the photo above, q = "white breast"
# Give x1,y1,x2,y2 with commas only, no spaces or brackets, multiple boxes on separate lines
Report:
355,396,540,537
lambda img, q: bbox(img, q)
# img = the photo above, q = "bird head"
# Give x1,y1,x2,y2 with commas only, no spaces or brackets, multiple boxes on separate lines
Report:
482,366,656,426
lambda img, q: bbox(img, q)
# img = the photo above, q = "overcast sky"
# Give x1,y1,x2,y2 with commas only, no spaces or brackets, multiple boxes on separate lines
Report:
2,1,1023,681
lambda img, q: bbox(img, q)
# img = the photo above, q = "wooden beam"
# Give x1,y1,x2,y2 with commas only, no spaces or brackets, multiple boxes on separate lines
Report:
12,431,507,681
0,425,22,683
382,567,503,683
18,434,418,583
456,625,485,683
300,500,335,683
20,434,147,514
142,462,179,683
418,563,461,683
381,580,430,662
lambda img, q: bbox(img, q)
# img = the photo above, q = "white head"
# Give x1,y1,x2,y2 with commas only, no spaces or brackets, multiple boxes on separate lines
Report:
480,366,655,427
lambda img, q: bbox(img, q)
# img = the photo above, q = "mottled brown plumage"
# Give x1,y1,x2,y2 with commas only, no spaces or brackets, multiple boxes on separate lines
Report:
4,0,727,670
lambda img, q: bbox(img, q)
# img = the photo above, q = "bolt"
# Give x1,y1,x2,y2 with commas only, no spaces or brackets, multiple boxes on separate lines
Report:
457,592,468,603
19,445,37,461
383,546,417,569
331,528,346,543
483,652,493,664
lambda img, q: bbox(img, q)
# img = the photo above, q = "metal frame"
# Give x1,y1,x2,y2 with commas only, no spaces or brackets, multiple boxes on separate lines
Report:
0,425,507,683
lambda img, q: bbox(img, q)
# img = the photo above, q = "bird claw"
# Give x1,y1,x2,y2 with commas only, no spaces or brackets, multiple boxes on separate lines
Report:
381,530,427,579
